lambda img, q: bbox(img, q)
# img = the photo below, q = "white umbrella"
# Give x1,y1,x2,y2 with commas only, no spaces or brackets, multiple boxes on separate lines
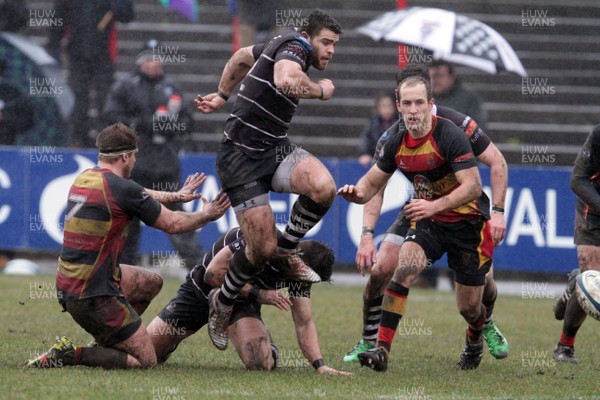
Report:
357,7,527,77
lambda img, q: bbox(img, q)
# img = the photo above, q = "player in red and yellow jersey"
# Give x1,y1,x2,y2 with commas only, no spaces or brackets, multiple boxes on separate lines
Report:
29,123,229,369
338,66,493,372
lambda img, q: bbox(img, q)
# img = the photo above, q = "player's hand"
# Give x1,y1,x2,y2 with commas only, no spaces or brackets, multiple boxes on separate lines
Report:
176,172,206,203
258,289,292,311
489,213,506,246
403,199,439,221
356,234,377,276
337,184,365,203
316,365,352,376
318,79,335,100
201,190,231,221
195,92,226,114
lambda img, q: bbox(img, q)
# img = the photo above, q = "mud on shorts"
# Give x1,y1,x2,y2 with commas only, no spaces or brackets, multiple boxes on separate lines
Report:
60,295,142,347
157,274,210,334
405,217,494,286
216,139,310,214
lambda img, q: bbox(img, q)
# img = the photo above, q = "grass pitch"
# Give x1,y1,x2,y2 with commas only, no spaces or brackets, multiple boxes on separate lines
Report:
1,273,599,399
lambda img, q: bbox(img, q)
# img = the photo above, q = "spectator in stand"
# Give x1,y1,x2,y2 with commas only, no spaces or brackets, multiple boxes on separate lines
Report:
0,59,33,145
103,39,201,270
428,60,488,132
357,92,398,167
48,0,134,147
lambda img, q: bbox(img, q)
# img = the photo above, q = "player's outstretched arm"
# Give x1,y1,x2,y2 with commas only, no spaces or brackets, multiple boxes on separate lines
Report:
337,165,392,204
291,297,352,376
195,46,255,114
152,190,230,234
145,172,206,205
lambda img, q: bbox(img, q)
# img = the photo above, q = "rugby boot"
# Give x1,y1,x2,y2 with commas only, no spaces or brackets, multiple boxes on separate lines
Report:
482,322,509,359
28,336,77,368
553,344,578,364
207,289,231,350
343,338,375,363
458,334,484,370
358,346,388,372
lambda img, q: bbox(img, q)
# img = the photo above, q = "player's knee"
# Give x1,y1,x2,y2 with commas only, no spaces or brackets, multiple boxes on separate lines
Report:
247,240,277,266
458,305,482,324
148,273,163,298
240,337,271,370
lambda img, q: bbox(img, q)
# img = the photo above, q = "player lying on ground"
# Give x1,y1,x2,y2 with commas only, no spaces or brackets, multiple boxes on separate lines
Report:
28,123,230,369
147,227,351,375
343,65,509,363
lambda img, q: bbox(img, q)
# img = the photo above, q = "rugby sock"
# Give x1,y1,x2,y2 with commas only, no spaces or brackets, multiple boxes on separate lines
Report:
482,280,497,324
218,250,261,307
559,294,587,346
466,304,486,343
377,281,409,352
559,331,576,348
278,195,330,252
363,295,383,344
64,347,128,369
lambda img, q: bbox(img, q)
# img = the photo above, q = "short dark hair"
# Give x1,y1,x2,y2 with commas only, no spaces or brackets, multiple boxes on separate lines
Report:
96,123,139,163
396,64,432,101
297,240,334,282
428,59,454,75
302,9,342,37
396,64,431,86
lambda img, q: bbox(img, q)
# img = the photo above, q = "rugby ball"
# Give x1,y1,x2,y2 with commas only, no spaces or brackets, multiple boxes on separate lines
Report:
3,258,40,276
575,270,600,321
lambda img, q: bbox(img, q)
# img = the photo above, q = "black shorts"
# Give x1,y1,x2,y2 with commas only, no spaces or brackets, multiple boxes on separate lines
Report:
216,139,299,207
386,213,410,237
60,295,142,346
157,275,263,333
574,210,600,246
157,275,209,333
405,218,493,286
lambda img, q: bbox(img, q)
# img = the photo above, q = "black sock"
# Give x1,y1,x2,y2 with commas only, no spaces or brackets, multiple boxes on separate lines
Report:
482,282,497,324
362,296,383,344
563,293,587,339
63,346,128,369
278,195,330,251
218,250,260,306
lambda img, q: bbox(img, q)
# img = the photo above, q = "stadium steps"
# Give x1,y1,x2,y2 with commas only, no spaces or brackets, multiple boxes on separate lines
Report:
25,0,600,165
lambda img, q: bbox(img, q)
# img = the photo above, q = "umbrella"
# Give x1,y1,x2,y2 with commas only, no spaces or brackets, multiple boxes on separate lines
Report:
159,0,199,22
0,32,74,146
357,7,527,77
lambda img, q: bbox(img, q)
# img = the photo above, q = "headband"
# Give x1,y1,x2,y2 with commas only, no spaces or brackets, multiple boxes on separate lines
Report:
98,144,138,157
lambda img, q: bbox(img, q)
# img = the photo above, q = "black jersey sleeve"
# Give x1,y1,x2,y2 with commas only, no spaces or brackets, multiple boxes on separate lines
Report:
436,105,491,157
571,125,600,211
274,39,310,70
108,174,162,226
376,127,404,174
436,118,478,173
252,43,266,60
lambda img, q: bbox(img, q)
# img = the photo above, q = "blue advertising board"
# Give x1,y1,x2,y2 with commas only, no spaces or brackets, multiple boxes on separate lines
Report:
0,146,577,273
